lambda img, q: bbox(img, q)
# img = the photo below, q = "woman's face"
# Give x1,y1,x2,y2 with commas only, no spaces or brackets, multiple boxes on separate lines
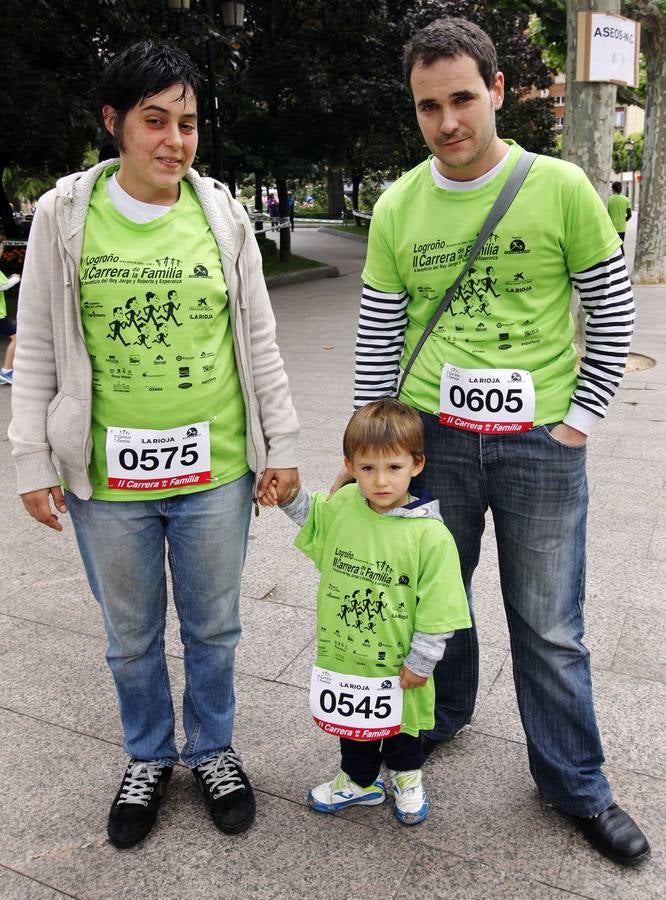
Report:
103,84,198,205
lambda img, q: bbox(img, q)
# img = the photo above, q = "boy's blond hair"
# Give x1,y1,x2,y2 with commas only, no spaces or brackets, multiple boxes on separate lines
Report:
343,399,424,462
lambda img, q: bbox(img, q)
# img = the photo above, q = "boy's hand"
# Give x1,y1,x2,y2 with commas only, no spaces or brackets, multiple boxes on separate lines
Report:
399,665,427,689
257,478,279,507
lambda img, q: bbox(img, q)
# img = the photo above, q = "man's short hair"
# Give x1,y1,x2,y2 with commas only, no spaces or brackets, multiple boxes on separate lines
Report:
343,399,425,462
611,181,623,193
403,17,498,92
101,40,202,152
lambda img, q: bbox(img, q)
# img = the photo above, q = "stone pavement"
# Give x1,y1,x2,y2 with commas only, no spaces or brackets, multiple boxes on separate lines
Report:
1,218,664,899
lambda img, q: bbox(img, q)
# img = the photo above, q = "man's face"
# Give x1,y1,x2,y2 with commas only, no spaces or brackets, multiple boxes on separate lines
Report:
410,54,504,181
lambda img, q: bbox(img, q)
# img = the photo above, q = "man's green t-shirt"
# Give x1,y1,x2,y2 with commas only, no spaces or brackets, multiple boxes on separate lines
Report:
80,169,247,500
362,143,621,426
607,192,631,232
295,485,471,736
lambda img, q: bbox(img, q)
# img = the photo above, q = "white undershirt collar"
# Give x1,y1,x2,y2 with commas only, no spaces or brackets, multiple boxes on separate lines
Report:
106,173,175,223
430,148,511,192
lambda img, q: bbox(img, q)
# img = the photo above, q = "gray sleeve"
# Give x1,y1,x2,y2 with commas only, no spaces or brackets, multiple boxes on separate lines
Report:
404,630,454,678
278,486,312,526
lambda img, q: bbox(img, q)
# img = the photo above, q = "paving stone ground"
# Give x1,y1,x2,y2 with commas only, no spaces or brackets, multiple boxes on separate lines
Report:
1,216,663,899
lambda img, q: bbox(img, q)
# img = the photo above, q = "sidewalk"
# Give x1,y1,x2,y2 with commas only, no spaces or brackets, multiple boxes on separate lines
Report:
0,223,663,899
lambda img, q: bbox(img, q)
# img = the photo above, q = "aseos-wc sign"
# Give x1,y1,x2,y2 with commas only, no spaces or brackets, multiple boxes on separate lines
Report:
576,12,640,87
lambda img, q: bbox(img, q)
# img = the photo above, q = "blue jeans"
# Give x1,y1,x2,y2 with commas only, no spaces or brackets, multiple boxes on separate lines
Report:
412,417,613,817
66,473,253,767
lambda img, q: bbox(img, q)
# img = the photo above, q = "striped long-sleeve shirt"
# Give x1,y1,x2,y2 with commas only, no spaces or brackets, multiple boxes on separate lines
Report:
354,249,634,435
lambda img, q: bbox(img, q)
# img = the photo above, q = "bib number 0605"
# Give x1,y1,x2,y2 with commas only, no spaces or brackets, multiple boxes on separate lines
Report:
118,443,199,472
319,690,391,720
448,385,523,414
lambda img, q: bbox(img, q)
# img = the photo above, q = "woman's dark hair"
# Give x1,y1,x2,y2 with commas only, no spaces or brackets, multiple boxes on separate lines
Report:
101,40,202,150
403,17,498,92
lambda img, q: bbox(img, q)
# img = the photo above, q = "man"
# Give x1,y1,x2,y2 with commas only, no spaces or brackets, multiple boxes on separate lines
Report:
607,181,632,252
350,18,648,865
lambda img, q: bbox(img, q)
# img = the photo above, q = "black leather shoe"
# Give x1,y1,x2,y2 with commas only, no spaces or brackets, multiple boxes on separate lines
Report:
572,803,650,865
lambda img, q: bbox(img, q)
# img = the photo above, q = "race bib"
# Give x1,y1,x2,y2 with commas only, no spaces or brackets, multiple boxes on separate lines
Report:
440,364,535,434
309,665,403,740
106,421,211,490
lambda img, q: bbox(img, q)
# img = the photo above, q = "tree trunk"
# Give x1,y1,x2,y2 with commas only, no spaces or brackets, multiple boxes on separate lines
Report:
227,168,237,201
326,168,346,219
351,172,362,224
276,176,291,263
633,11,666,283
563,0,620,352
254,173,264,235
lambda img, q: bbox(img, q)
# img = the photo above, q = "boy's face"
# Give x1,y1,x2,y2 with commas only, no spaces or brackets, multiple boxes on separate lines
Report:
344,449,424,514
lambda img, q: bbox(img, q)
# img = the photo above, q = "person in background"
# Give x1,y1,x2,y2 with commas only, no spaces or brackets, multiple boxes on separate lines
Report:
607,181,632,252
267,192,280,231
0,232,19,385
10,40,299,850
287,190,295,231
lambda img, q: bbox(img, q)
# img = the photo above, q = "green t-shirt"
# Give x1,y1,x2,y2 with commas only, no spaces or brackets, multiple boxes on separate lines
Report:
607,192,631,232
80,168,247,500
0,267,7,319
362,142,621,426
295,485,471,736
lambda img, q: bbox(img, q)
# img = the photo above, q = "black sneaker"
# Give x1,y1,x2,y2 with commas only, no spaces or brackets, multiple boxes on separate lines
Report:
193,747,256,834
107,760,172,849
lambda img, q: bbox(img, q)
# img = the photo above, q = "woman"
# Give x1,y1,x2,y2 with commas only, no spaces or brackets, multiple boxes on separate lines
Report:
9,41,299,850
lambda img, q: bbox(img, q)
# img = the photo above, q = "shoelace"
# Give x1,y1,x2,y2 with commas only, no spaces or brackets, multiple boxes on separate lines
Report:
118,761,164,807
198,749,244,799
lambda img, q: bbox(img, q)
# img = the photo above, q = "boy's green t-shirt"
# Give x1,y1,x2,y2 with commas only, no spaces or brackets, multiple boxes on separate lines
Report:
607,192,631,232
79,169,247,500
362,143,621,426
295,485,471,737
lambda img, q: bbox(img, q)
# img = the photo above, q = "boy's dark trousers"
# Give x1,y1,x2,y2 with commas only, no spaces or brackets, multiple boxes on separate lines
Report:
340,733,423,786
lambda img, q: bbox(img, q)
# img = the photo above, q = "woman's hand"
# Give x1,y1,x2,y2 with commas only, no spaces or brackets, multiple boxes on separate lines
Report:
256,467,300,505
21,486,67,531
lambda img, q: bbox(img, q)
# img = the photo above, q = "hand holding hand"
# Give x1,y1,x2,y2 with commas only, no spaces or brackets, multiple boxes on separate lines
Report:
256,467,300,506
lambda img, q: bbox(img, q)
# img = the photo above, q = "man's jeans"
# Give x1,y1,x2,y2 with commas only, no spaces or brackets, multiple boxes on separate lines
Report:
66,473,253,768
412,417,613,817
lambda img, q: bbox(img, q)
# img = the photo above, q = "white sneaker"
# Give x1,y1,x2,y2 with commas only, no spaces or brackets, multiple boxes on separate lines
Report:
388,768,429,825
309,770,385,813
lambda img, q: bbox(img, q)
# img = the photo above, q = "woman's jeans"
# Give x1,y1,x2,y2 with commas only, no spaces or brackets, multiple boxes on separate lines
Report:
412,417,613,817
66,472,253,768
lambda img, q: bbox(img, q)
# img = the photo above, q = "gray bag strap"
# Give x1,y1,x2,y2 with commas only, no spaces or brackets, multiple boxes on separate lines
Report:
397,150,536,396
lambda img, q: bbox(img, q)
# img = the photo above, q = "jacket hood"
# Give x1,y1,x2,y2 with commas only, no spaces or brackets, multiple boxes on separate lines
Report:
385,490,443,522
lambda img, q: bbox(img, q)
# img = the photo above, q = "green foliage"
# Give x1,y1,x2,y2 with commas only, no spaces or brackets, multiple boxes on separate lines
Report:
612,131,644,173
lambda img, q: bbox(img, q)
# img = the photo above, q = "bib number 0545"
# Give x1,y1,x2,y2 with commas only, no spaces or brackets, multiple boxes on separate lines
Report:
309,665,403,740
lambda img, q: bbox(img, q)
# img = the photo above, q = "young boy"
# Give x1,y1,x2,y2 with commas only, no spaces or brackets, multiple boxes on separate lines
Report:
260,398,471,824
0,233,20,385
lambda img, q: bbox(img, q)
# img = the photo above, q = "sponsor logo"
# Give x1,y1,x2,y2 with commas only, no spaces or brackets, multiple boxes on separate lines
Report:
178,382,192,389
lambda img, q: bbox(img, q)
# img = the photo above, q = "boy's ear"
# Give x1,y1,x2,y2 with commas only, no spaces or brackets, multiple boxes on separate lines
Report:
412,455,425,476
343,456,355,478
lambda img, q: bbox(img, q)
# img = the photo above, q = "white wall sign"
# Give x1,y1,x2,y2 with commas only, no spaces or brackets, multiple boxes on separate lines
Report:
576,12,640,87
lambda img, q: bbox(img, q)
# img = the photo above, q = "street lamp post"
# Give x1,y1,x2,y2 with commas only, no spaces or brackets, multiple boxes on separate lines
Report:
624,138,635,210
167,1,245,183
